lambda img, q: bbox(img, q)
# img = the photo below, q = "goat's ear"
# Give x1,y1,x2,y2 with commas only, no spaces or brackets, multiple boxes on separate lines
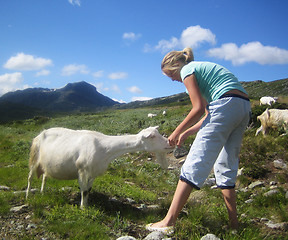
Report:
266,108,270,118
142,130,155,139
153,126,159,130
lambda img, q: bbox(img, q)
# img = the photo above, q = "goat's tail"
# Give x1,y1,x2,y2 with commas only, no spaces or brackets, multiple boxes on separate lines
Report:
29,137,40,169
29,132,45,178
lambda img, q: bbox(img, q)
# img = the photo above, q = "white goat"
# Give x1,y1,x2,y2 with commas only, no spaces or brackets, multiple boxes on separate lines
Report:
26,126,173,208
260,96,277,106
255,108,288,136
148,113,157,118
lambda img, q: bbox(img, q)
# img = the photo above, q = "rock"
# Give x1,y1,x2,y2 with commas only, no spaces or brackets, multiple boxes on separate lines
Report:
116,236,137,240
178,158,186,165
61,187,72,191
174,146,189,159
264,189,279,197
240,213,247,218
237,167,244,176
147,204,160,210
26,223,37,230
137,204,147,210
273,159,287,169
238,187,249,193
265,221,288,231
200,233,221,240
168,166,175,170
245,199,254,204
144,231,165,240
0,185,10,191
248,181,265,189
110,197,121,203
260,218,269,222
126,198,136,204
10,204,28,213
203,178,216,187
14,188,37,195
270,181,277,186
5,164,15,168
16,224,24,230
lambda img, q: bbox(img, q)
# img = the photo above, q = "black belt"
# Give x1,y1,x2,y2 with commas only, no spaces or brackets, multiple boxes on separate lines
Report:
219,93,250,101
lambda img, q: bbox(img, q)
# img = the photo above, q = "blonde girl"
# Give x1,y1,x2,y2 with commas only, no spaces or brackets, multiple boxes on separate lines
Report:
146,47,251,234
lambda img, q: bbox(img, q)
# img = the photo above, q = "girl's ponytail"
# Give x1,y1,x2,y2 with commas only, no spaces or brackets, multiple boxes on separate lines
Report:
161,47,194,72
182,47,194,63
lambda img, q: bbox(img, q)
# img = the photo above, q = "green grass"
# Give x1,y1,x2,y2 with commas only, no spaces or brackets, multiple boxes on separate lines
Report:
0,103,288,239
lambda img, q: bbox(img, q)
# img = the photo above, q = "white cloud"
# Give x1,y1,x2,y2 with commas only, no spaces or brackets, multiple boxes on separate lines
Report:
128,86,142,94
3,53,52,71
180,25,216,48
108,72,128,80
111,84,121,93
61,64,89,76
155,37,179,53
35,69,50,77
112,98,126,104
131,96,153,102
143,43,153,53
123,32,141,41
0,72,23,96
92,70,104,78
207,41,288,65
93,82,104,92
154,25,216,53
34,80,51,86
68,0,81,6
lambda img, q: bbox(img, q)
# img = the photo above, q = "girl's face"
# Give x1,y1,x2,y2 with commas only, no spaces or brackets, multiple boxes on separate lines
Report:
164,69,182,82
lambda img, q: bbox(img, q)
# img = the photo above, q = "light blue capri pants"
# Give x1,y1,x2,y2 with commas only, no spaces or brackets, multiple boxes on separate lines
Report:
180,96,251,189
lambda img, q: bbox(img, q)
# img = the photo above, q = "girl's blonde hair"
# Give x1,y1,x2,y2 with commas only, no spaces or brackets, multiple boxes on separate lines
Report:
161,47,194,73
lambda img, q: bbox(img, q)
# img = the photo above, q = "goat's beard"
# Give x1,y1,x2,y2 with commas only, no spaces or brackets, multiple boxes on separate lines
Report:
155,152,168,169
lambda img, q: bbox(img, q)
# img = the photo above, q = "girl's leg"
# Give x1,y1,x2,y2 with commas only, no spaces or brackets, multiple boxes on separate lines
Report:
150,179,193,227
221,188,239,229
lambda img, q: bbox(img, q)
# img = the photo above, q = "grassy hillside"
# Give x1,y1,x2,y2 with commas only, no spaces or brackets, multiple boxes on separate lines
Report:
1,79,287,123
242,78,288,99
0,96,287,239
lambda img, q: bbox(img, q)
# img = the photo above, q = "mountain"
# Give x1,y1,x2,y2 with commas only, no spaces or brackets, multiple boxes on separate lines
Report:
116,78,288,110
0,81,119,111
116,92,190,110
0,78,287,123
0,81,120,122
241,78,288,99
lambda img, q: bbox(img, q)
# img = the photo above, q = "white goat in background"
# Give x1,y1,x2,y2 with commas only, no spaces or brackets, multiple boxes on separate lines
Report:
148,113,157,118
259,96,277,106
26,126,173,208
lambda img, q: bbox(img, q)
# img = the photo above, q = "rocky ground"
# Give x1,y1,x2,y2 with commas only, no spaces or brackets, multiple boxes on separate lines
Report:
1,148,287,240
0,202,62,240
0,151,184,240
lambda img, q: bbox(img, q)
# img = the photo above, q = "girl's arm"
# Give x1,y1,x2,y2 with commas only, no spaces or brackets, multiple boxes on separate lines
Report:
168,73,207,146
177,107,208,146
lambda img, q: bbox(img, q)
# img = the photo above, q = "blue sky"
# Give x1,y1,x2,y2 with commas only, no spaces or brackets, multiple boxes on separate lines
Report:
0,0,287,103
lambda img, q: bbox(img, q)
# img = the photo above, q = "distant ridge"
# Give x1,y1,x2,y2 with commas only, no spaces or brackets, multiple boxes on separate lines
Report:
241,78,288,99
117,78,288,110
0,81,119,112
0,81,120,122
0,78,287,123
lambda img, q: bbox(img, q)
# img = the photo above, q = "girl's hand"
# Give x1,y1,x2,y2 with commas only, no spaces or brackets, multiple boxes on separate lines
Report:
177,132,187,146
168,132,179,147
